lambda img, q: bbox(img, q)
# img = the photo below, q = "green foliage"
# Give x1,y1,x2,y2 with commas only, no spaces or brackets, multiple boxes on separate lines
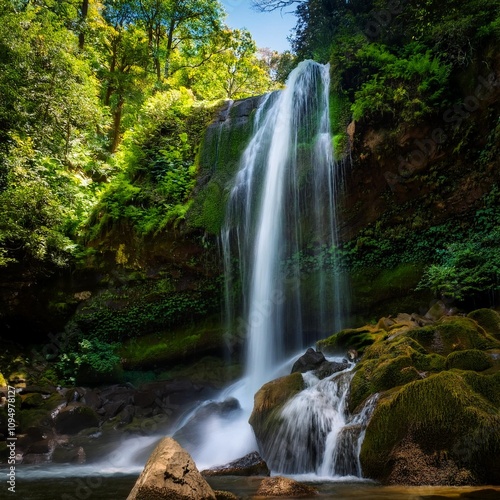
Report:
415,187,500,303
0,137,97,268
177,28,276,100
62,277,222,344
86,89,218,239
55,338,121,385
351,45,451,123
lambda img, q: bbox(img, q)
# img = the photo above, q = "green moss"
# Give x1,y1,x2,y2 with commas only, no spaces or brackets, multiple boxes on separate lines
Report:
468,309,500,340
188,106,256,234
120,317,226,369
347,329,447,411
19,409,53,432
21,393,44,409
412,352,446,372
316,326,385,355
249,372,305,439
360,371,500,483
366,335,427,359
462,371,500,407
373,355,420,390
408,316,500,355
445,349,493,372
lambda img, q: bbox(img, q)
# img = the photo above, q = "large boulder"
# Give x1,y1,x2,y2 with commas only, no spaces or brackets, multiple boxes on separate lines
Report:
248,373,305,470
256,476,317,497
291,348,326,373
360,371,500,485
468,309,500,340
201,451,270,477
291,348,348,380
127,437,216,500
316,325,385,356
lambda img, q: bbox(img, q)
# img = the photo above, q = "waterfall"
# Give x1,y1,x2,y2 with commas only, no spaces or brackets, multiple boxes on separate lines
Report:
174,60,360,475
222,60,349,397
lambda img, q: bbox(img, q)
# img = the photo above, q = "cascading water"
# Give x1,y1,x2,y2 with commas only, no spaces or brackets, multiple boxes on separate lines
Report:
171,61,368,477
258,363,378,477
222,60,349,397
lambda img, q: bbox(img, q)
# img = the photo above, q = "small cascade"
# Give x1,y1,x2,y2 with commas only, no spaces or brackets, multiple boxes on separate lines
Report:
257,361,378,477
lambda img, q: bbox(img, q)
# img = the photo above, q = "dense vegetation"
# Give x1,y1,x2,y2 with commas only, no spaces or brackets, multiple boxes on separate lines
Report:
0,0,288,273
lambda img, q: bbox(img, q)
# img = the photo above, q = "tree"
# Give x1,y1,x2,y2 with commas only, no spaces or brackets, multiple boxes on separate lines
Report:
0,1,103,159
258,47,296,84
0,1,105,270
100,0,150,151
185,28,275,100
132,0,224,80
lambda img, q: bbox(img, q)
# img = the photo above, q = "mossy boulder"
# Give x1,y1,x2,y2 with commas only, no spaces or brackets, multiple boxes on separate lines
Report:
468,309,500,340
316,326,386,356
407,316,500,356
248,373,305,462
445,349,493,372
360,371,500,485
348,314,499,412
348,335,434,411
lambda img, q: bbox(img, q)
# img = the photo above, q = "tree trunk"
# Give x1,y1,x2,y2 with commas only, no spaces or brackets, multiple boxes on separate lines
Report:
164,18,176,78
110,96,124,153
104,41,118,106
79,0,89,50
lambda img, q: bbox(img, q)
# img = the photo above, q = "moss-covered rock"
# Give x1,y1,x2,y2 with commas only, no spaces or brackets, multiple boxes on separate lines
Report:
407,316,500,356
54,404,99,435
360,371,500,485
316,326,386,356
348,334,432,411
188,97,261,235
468,309,500,340
445,349,493,372
249,373,305,459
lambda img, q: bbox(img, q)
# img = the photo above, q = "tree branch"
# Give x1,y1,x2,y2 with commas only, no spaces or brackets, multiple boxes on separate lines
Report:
251,0,304,13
